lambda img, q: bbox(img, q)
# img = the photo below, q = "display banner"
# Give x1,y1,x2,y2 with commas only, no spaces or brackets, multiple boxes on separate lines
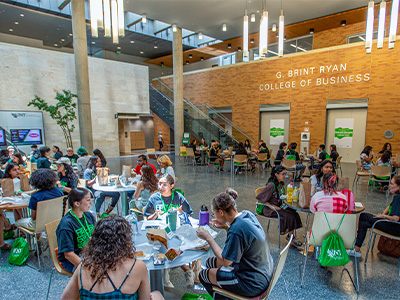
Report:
270,119,285,145
334,118,354,148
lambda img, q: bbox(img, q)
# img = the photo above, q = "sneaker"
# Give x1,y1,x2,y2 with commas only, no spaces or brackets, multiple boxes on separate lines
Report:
184,270,195,288
219,168,225,172
347,249,362,258
164,281,174,288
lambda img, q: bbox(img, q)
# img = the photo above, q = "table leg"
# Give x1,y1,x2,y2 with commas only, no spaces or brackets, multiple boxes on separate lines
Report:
120,191,128,216
150,269,164,296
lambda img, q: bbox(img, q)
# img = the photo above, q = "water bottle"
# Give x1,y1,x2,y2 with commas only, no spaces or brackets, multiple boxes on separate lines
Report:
287,183,293,203
293,188,299,202
199,205,210,226
126,213,138,234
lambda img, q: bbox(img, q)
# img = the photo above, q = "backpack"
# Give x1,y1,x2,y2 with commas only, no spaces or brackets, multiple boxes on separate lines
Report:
285,150,297,160
340,189,355,213
321,150,331,160
312,213,350,267
8,237,29,266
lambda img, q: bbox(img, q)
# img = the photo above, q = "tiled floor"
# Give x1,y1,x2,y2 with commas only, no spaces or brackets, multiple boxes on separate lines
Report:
1,156,399,299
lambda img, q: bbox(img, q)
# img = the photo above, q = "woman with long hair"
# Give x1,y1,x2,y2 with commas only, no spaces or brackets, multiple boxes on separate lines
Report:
133,165,158,211
360,145,374,171
197,188,274,298
379,142,392,157
52,145,63,161
61,215,163,300
256,166,303,247
310,173,348,214
310,160,336,196
57,188,95,273
93,149,107,167
329,144,339,167
83,156,120,218
274,142,288,165
56,157,78,195
156,154,175,181
244,139,251,151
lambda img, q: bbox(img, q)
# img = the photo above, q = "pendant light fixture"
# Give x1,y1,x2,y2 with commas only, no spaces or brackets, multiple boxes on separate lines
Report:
142,13,147,23
243,9,249,57
377,0,386,49
278,8,284,57
89,0,125,44
259,0,268,58
389,0,400,48
365,0,374,51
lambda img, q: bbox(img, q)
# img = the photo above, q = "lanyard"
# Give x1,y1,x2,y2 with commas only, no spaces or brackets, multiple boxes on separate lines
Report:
160,192,178,213
70,210,91,239
278,184,285,196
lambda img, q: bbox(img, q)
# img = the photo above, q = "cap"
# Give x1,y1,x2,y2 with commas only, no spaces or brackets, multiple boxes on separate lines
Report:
158,132,162,134
54,157,71,165
77,146,87,156
31,145,38,148
7,146,14,150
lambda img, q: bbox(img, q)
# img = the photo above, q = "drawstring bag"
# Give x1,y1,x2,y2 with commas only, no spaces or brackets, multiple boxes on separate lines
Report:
181,293,213,300
312,213,350,267
8,237,29,266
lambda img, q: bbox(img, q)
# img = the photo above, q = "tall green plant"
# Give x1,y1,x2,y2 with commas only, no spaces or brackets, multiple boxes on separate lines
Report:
28,90,77,149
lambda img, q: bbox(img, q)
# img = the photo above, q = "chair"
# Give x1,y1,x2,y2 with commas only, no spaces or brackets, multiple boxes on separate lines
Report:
352,160,370,188
179,146,187,163
255,187,281,250
256,153,269,172
78,178,86,187
17,196,65,270
365,219,400,276
213,235,293,300
268,154,275,169
45,219,73,300
185,147,196,166
146,148,157,160
299,212,359,293
367,165,392,199
282,159,296,181
335,156,343,177
234,154,248,176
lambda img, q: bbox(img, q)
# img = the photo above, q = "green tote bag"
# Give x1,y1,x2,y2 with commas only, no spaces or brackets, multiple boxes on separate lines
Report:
8,237,30,266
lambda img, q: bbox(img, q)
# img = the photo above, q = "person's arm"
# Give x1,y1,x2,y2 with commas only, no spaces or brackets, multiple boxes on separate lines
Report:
196,228,233,267
61,265,80,300
64,252,82,266
31,209,37,220
374,203,400,222
134,182,144,200
364,154,373,163
137,260,151,300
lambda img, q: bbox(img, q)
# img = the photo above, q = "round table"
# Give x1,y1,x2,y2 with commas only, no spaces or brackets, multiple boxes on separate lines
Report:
134,221,213,295
92,182,136,216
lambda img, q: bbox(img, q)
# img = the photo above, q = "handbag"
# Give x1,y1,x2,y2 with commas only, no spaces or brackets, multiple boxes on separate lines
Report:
96,168,109,186
19,174,32,192
340,189,355,213
0,178,15,197
299,179,312,209
122,165,132,178
8,237,30,266
377,236,400,258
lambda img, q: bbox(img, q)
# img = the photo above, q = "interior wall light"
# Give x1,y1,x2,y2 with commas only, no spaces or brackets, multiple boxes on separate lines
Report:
199,32,203,39
222,23,227,31
161,62,164,67
201,57,204,61
172,24,177,32
250,38,254,43
365,0,375,51
238,47,242,51
278,9,284,57
243,9,249,57
189,54,193,58
341,20,346,26
377,0,386,49
389,0,399,48
259,7,268,58
309,28,314,34
142,13,147,23
228,43,232,48
272,23,276,32
251,13,256,22
186,61,189,64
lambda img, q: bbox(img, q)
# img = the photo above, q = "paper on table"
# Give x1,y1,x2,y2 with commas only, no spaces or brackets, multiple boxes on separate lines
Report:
0,194,30,205
135,243,160,261
355,202,363,208
175,224,218,251
141,219,164,230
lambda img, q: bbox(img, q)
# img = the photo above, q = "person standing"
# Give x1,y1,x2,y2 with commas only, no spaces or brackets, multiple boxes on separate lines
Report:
76,147,90,178
158,132,164,151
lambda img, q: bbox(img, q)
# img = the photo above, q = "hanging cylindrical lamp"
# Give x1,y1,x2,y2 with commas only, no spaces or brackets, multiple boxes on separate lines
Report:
142,13,147,23
117,0,125,36
377,0,386,49
103,0,111,37
111,0,119,44
365,0,374,50
243,9,249,57
389,0,400,48
96,0,103,29
90,0,98,38
259,9,268,58
278,9,284,57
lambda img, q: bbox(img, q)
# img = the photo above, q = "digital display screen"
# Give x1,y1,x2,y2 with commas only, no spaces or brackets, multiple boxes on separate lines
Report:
0,129,5,146
10,129,42,145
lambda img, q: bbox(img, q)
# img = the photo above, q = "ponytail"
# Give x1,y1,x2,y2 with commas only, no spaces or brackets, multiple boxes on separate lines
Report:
62,196,68,217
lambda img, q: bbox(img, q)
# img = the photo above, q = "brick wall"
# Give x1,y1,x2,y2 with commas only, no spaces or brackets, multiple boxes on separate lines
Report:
153,113,171,150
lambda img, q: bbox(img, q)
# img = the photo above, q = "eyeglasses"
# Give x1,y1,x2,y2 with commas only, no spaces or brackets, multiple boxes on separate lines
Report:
137,160,143,163
158,182,170,187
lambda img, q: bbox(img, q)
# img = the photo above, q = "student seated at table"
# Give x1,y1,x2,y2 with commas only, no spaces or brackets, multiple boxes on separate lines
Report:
56,157,78,195
188,139,201,160
329,144,339,167
83,156,120,218
378,142,392,158
76,147,90,178
143,174,195,288
360,145,374,171
16,169,64,230
133,155,156,175
209,142,225,172
253,143,270,170
61,215,164,300
29,145,40,163
377,150,392,167
285,142,305,178
274,142,287,165
310,173,348,214
310,144,330,169
156,155,175,181
57,188,95,273
1,152,26,170
256,166,303,247
244,139,252,151
200,138,208,148
0,149,10,165
93,148,107,167
64,148,79,163
310,160,336,196
37,146,52,169
2,162,31,222
52,145,63,161
197,188,274,299
133,165,159,211
348,175,400,258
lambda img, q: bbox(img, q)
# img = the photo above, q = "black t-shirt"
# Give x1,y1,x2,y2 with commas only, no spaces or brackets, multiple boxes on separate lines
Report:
58,173,78,195
64,154,79,162
56,211,96,266
37,157,51,169
330,151,339,162
275,149,285,161
286,149,300,161
54,151,63,160
319,151,328,161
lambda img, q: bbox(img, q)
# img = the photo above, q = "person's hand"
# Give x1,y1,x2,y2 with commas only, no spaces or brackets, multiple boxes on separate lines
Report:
156,169,162,175
176,205,184,214
210,219,229,230
56,181,62,188
197,227,212,241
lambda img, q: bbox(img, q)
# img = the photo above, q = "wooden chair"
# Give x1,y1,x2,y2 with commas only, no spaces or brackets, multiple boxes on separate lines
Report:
269,154,275,169
367,165,392,199
352,160,370,188
213,235,293,300
255,187,281,250
234,154,248,176
256,153,269,172
300,212,359,293
146,148,157,160
365,219,400,276
179,146,187,163
335,156,343,177
45,219,73,300
185,147,196,166
282,159,296,181
17,196,65,270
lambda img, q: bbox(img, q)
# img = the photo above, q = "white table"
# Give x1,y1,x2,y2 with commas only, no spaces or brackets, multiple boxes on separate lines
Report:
92,182,136,216
146,151,171,156
134,221,213,296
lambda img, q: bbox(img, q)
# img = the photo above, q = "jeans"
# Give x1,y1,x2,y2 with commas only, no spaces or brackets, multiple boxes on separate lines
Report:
94,190,120,213
158,141,163,151
355,213,400,247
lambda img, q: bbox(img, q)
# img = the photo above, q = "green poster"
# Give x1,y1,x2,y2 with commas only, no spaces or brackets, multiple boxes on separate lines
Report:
334,118,354,148
270,119,285,145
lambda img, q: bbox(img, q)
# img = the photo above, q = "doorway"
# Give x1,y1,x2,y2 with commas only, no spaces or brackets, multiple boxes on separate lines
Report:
260,108,290,157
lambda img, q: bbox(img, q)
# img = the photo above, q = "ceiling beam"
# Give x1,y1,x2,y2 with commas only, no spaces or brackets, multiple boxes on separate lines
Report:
127,17,142,28
58,0,72,10
154,25,172,35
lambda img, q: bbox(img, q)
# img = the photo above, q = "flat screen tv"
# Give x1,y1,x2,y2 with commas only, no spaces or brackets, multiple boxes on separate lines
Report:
0,129,5,146
10,129,42,145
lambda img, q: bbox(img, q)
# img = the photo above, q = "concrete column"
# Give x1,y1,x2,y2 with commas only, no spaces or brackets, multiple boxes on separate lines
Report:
71,0,93,153
235,51,243,63
173,28,184,156
249,49,254,61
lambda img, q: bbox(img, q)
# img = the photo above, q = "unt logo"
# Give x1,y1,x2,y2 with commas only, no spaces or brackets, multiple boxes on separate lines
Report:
327,249,342,260
11,113,26,118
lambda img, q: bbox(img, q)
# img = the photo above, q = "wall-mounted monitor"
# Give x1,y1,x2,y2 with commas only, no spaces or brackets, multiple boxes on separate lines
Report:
10,129,42,145
0,129,5,146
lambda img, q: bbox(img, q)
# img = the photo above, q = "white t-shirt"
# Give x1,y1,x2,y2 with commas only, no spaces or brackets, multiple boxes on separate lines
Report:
158,134,163,142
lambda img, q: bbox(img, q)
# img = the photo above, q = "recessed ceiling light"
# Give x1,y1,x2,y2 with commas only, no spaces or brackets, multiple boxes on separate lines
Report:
154,45,158,49
256,10,260,13
130,40,134,43
92,41,96,44
9,29,13,32
20,13,24,17
14,21,19,25
61,38,65,42
140,51,144,54
222,23,227,31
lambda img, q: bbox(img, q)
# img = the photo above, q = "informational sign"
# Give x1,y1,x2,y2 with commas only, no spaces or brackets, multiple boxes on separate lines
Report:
270,119,285,145
182,132,190,145
334,118,354,148
10,129,43,145
0,129,5,146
